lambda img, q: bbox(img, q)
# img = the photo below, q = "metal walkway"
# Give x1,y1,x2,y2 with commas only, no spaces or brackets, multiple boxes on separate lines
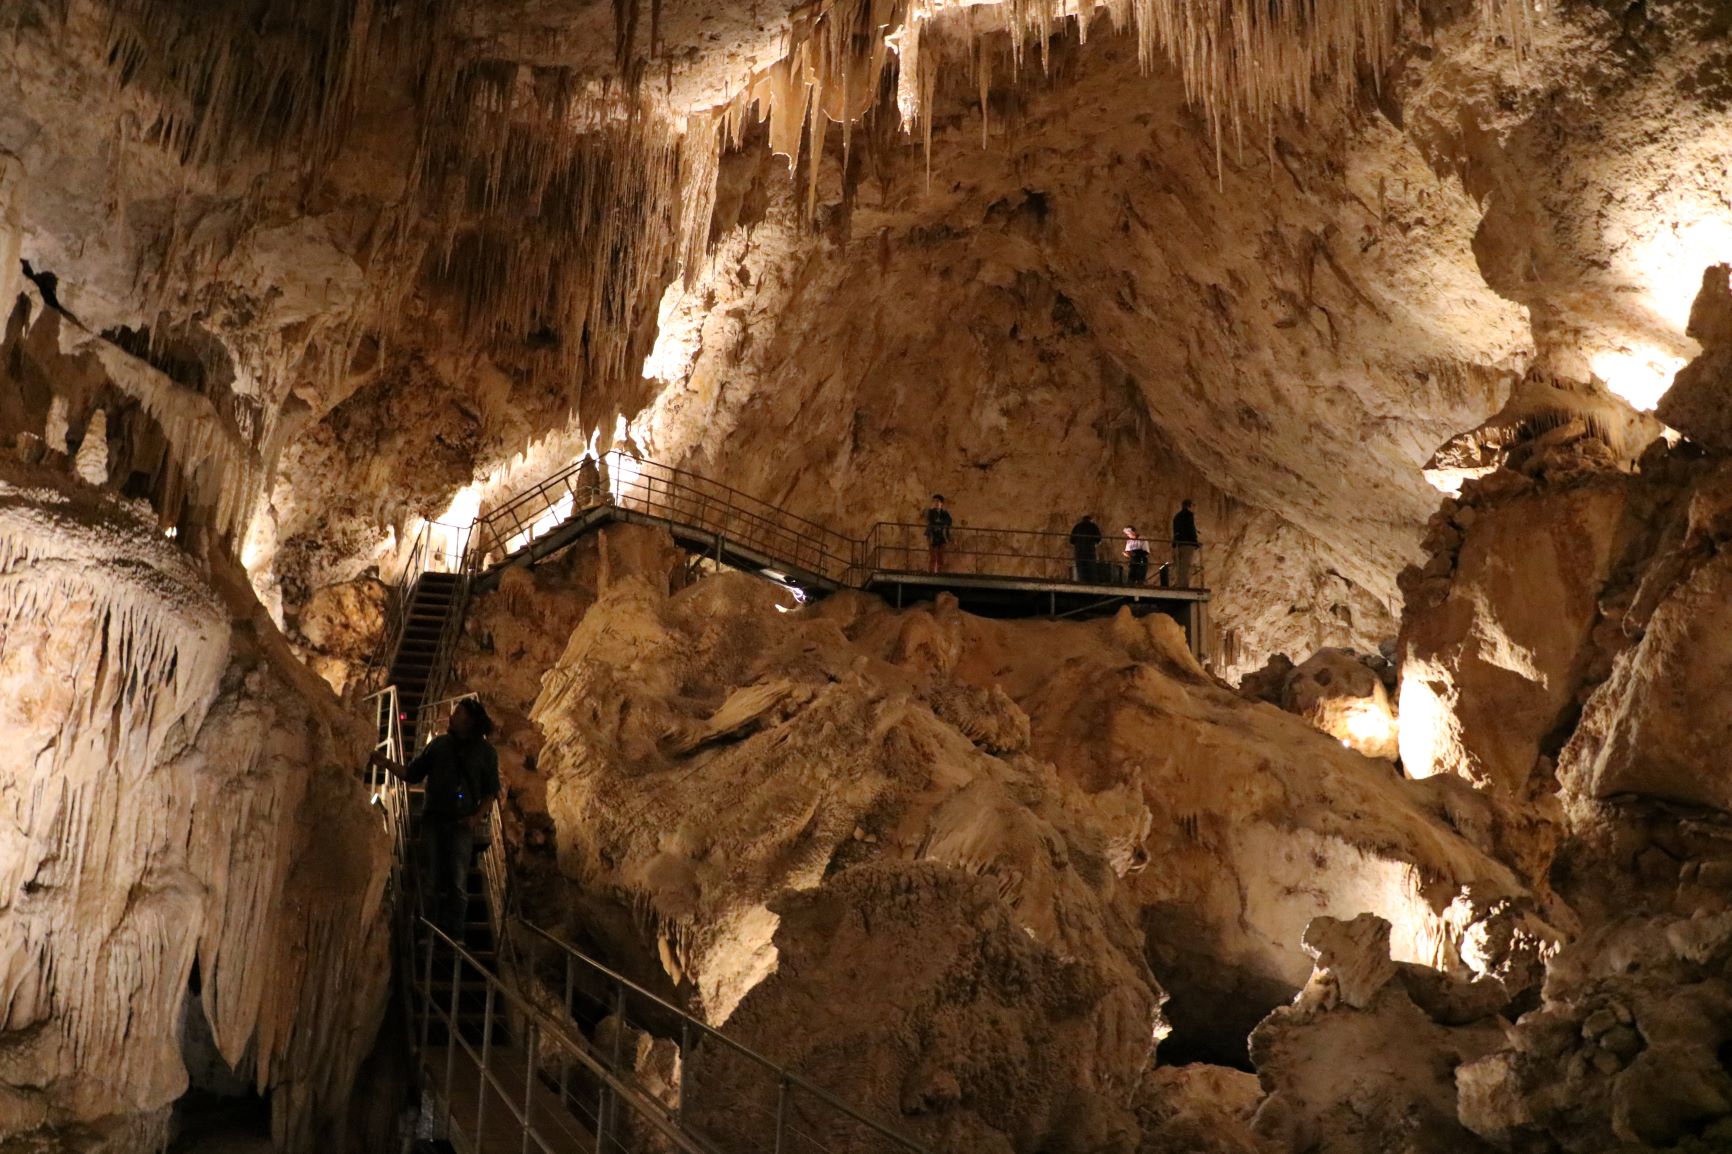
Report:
447,451,1211,659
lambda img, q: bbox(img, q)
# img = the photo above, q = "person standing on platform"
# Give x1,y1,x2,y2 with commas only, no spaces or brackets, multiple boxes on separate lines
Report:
925,495,953,573
1069,514,1103,581
1172,499,1200,588
1123,526,1150,584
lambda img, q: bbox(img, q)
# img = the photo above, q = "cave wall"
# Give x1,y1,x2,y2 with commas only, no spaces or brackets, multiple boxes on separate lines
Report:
0,456,390,1146
627,28,1529,673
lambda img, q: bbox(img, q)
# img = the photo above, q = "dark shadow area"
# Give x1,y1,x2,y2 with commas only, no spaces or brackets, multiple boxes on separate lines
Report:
1144,907,1295,1071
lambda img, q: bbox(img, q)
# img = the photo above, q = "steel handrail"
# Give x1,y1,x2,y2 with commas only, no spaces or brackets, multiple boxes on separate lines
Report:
463,451,1208,596
414,920,719,1154
518,921,934,1154
859,525,1204,587
468,451,861,584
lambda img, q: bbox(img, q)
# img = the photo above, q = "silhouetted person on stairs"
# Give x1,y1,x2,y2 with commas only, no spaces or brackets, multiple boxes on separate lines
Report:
1172,499,1200,588
1070,514,1103,581
372,698,501,938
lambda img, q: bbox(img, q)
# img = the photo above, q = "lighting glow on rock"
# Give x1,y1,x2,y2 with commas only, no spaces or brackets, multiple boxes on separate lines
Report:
1591,345,1688,412
1342,703,1396,751
433,485,482,570
1396,660,1458,780
1630,214,1732,333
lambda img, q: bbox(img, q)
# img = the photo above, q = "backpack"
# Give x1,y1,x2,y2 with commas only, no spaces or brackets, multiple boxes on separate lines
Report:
427,739,490,819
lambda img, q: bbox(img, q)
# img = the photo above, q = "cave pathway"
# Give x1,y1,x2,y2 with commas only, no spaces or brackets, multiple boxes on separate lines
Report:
446,450,1210,655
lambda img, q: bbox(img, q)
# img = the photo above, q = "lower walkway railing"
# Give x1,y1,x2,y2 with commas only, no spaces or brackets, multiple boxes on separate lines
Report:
412,921,715,1154
517,922,932,1154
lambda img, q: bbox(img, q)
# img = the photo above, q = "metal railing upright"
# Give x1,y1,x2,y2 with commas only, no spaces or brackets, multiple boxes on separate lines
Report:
411,920,718,1154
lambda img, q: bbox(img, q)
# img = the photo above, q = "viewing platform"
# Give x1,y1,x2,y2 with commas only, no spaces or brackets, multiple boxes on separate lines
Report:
423,452,1212,659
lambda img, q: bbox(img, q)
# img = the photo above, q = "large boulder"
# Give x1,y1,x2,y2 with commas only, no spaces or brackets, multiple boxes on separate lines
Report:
1397,477,1634,797
528,562,1536,1139
1249,914,1506,1154
1458,915,1732,1151
1559,544,1732,812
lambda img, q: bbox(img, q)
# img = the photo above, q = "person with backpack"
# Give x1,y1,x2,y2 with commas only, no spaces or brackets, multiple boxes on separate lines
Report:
371,697,501,936
925,495,953,573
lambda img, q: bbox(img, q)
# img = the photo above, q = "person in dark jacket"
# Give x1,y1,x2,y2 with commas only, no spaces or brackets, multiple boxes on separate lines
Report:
372,698,501,936
1069,514,1104,581
925,495,953,573
1172,499,1200,588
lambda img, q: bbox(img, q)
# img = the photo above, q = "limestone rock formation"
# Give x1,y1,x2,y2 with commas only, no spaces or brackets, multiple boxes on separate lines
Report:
516,525,1540,1145
292,576,389,694
1458,914,1732,1151
1237,647,1399,760
1658,265,1732,453
1,0,1731,1146
1250,913,1508,1154
0,461,390,1149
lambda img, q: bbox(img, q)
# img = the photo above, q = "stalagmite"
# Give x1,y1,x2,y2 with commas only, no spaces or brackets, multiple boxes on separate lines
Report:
72,408,108,485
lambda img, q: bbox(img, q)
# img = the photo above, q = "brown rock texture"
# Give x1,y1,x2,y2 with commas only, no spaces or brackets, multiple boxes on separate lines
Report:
1238,647,1399,760
1,0,1731,1147
519,525,1534,1147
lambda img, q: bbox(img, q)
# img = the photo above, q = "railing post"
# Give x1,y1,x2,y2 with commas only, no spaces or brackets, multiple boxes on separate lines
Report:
677,1019,690,1121
444,940,460,1131
602,982,627,1139
476,981,496,1141
420,926,436,1054
561,950,575,1110
773,1075,791,1154
521,1020,538,1154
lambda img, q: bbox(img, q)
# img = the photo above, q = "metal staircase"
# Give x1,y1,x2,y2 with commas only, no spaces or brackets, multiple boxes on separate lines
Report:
386,571,465,751
355,447,1210,1153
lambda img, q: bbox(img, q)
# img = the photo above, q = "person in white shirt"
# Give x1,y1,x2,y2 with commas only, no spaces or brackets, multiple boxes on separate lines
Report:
1123,526,1150,584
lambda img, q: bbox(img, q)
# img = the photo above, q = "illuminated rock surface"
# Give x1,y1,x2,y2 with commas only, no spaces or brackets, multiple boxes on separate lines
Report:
505,526,1534,1146
1,0,1731,1149
0,462,390,1150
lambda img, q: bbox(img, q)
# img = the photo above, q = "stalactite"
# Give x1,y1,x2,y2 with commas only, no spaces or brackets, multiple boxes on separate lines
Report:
0,470,388,1152
99,0,388,168
65,330,266,543
739,0,1527,213
399,51,711,416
